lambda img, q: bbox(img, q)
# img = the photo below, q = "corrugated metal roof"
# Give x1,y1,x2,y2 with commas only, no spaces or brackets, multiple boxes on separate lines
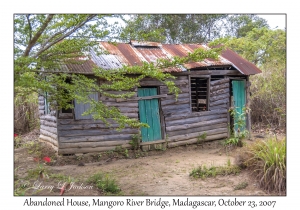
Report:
221,48,262,75
64,41,261,75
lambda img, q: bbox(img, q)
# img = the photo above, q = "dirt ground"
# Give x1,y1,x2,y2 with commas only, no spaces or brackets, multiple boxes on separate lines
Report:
14,131,284,196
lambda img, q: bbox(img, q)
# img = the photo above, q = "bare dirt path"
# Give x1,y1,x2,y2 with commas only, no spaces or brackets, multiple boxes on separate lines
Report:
14,136,278,196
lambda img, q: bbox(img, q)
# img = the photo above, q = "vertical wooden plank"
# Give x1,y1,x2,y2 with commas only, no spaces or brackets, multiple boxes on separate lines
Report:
188,75,192,112
207,76,211,111
224,76,230,138
196,78,199,111
145,88,154,141
157,85,166,140
138,88,148,141
149,88,162,141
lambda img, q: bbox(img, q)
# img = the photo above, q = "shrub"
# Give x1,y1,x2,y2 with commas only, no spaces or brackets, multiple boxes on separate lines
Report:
190,161,240,179
14,93,39,134
87,172,121,194
236,138,286,194
250,61,286,130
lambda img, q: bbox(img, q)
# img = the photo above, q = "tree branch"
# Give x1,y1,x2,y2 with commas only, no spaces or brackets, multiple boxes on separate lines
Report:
39,27,69,50
23,14,54,57
34,15,97,58
26,15,32,42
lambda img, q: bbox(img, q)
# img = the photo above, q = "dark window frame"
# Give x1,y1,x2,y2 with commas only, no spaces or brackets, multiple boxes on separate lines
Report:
190,75,210,112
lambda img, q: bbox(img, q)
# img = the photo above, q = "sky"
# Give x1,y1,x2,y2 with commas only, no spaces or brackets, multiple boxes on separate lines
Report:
258,14,286,30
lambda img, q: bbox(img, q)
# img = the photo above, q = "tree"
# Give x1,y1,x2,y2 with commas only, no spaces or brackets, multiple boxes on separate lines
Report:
210,28,286,129
14,14,221,131
223,15,269,38
210,27,285,65
14,14,114,132
120,14,228,44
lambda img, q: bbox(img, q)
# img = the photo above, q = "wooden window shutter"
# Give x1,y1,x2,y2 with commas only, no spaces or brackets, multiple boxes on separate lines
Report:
74,92,98,120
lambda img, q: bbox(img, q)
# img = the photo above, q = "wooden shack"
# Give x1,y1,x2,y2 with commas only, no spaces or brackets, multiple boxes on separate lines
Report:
38,41,261,154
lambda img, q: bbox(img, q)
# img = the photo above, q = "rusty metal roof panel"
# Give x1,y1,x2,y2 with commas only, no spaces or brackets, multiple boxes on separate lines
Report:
187,44,232,67
135,47,169,63
99,42,132,66
221,48,262,75
64,59,96,74
161,44,234,69
162,44,203,69
182,43,208,52
134,47,183,72
90,49,123,70
111,43,144,66
130,40,162,47
162,44,190,57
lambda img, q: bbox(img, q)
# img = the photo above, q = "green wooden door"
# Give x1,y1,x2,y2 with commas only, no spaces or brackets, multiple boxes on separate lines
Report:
232,80,246,132
138,88,162,142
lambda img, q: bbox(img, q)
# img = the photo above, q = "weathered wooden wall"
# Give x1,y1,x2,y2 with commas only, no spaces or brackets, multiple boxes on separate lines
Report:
165,109,228,147
158,76,191,115
43,74,234,154
209,78,230,111
156,75,229,148
38,95,58,150
57,117,139,154
56,78,139,154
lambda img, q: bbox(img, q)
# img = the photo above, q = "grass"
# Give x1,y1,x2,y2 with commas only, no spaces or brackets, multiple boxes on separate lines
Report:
114,146,129,158
14,166,32,196
87,172,121,195
190,160,240,179
197,132,207,145
14,179,32,196
26,164,48,179
235,137,286,194
49,173,76,182
14,136,23,148
22,140,57,163
25,141,41,155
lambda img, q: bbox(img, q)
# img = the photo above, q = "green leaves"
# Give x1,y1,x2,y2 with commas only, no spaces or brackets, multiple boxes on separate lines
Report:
120,14,227,44
213,28,286,67
224,15,269,38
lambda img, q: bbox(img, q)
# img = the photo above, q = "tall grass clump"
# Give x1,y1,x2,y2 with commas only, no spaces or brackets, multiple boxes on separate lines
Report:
237,138,286,194
87,172,121,195
14,93,39,134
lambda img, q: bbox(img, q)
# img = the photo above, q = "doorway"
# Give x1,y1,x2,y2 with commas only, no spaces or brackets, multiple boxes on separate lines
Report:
138,87,162,142
231,80,246,133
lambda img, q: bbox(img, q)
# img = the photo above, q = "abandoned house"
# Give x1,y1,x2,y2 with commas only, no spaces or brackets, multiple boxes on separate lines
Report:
38,40,261,154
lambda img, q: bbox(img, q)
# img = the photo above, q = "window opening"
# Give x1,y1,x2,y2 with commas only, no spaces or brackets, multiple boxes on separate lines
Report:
191,77,208,112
